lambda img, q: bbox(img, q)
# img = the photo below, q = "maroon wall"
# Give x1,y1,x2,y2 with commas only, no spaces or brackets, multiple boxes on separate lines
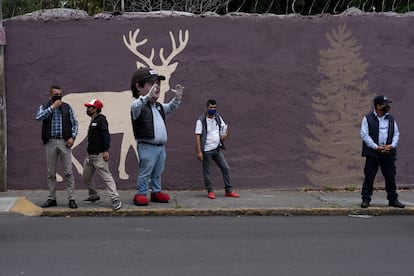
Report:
4,13,414,190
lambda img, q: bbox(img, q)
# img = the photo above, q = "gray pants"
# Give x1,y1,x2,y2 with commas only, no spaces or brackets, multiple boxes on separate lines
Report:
202,148,232,193
46,139,75,200
82,153,119,201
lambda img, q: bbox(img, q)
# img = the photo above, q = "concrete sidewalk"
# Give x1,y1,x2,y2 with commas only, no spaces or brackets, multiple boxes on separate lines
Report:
1,189,414,217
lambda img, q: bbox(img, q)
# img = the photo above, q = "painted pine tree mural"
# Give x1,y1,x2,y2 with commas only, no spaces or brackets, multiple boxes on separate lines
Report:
304,24,374,188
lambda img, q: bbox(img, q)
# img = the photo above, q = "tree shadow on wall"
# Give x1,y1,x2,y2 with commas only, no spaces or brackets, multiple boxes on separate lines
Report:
304,24,374,189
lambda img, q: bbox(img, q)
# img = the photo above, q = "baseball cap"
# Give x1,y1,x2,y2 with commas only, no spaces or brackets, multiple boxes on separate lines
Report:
373,95,392,105
131,68,166,85
84,99,103,109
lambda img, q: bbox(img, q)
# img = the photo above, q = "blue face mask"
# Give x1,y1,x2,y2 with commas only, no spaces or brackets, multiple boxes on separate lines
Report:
208,109,216,116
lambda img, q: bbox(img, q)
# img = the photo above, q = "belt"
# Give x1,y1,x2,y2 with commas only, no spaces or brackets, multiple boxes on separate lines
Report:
138,142,164,147
50,136,63,139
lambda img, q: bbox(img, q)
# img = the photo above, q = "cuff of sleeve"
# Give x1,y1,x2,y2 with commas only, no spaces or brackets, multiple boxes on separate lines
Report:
140,96,149,103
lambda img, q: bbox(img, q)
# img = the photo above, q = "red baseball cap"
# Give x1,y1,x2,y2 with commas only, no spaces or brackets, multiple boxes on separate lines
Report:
84,99,103,109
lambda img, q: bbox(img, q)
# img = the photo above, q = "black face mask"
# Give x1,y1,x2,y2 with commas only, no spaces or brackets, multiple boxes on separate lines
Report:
383,105,390,113
52,95,62,103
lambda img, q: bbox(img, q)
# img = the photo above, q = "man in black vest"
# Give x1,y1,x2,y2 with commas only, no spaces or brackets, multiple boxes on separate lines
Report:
36,85,79,209
360,95,404,208
130,68,184,206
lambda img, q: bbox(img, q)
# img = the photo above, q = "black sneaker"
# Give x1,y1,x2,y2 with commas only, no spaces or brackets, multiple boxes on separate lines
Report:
389,200,405,208
69,199,78,209
361,200,370,208
83,196,101,203
41,199,57,208
112,199,122,210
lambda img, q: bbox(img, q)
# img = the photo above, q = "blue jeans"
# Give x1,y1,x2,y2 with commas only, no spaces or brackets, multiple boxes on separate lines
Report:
202,148,232,193
136,143,166,195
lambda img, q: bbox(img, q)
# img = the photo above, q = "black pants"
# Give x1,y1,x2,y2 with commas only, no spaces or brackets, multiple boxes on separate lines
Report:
361,154,398,202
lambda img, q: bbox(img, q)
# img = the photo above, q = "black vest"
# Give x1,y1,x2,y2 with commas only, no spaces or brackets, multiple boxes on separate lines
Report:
41,102,73,144
131,102,166,140
361,112,396,157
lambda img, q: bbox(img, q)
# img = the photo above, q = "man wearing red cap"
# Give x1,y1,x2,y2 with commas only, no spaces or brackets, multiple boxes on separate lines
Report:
130,68,184,206
360,95,404,209
82,99,122,210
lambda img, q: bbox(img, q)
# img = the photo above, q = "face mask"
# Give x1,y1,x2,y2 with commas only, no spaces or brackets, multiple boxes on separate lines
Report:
208,109,216,116
383,105,390,113
52,95,62,103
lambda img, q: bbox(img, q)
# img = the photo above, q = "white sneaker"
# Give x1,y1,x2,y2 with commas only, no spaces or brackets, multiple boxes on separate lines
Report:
112,199,122,210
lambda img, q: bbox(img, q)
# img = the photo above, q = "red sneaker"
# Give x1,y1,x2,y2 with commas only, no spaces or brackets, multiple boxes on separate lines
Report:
208,191,216,199
151,192,170,203
133,194,149,206
225,191,240,198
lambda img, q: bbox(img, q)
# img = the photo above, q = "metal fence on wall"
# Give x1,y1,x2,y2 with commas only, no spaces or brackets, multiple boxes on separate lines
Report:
3,0,414,19
90,0,414,15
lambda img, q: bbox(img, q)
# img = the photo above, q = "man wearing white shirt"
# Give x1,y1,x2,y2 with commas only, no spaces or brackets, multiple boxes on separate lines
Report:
195,99,240,199
360,95,404,208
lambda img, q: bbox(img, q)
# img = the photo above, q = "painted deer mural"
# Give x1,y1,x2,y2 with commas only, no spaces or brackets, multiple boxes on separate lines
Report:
60,29,189,181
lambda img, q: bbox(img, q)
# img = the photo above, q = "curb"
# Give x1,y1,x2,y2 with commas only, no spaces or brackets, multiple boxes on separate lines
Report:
40,207,414,217
9,197,44,217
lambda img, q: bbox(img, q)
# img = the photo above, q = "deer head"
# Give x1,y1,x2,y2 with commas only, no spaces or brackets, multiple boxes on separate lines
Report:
123,28,189,103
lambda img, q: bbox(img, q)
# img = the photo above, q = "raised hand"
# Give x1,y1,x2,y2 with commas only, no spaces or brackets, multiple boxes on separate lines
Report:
171,84,184,99
146,83,160,100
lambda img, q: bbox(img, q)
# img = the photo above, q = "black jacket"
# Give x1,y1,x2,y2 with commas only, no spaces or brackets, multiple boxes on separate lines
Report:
87,114,110,154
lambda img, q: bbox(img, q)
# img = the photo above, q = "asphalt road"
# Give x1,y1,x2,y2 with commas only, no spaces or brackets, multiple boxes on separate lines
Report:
1,215,413,276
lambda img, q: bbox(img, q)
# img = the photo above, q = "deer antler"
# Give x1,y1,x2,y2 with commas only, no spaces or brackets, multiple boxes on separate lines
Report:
122,28,155,67
159,30,190,65
123,29,189,69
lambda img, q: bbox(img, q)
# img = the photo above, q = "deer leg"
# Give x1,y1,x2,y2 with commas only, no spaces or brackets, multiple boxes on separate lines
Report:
118,135,139,180
57,152,83,180
71,152,84,175
118,142,131,180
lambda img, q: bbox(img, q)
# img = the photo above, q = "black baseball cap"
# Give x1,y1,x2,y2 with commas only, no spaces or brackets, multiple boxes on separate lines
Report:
373,95,392,105
131,68,165,85
130,68,165,97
